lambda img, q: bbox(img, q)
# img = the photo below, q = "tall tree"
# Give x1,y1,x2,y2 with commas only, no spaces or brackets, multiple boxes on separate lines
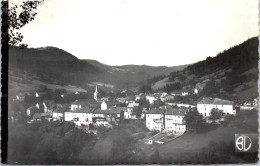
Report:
208,108,224,123
4,0,44,47
183,110,205,132
131,106,143,118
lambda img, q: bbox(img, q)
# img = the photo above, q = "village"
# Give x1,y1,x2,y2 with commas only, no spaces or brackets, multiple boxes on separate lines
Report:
10,85,258,145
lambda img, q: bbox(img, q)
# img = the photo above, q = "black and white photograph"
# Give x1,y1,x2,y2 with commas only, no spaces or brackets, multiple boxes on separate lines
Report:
2,0,259,164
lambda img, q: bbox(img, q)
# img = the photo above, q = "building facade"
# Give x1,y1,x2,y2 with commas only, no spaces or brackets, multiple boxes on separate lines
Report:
164,108,186,134
197,97,234,117
146,108,165,132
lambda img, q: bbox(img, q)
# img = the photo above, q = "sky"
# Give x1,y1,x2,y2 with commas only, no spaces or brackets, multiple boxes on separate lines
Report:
14,0,259,66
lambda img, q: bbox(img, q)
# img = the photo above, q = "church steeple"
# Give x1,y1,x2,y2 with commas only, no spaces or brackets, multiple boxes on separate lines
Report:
94,85,98,101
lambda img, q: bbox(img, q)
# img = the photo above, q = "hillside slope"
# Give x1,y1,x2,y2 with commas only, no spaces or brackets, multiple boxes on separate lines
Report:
8,46,187,93
149,37,259,103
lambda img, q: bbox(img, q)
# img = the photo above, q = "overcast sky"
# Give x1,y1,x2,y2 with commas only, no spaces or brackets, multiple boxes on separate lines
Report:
16,0,259,66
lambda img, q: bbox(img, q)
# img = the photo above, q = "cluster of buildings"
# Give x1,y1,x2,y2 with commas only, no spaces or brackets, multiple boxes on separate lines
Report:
21,86,237,135
146,106,186,134
135,88,198,104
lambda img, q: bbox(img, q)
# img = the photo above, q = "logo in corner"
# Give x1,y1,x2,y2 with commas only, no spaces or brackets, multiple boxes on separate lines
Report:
235,135,252,152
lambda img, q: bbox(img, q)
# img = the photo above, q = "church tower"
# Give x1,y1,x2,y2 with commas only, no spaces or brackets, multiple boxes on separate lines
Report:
94,85,98,101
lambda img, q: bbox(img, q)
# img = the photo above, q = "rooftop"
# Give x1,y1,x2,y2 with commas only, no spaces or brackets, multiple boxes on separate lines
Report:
147,108,166,114
53,106,67,113
66,107,96,113
165,108,186,116
93,107,125,114
72,99,100,107
198,97,233,105
127,102,139,108
33,112,52,119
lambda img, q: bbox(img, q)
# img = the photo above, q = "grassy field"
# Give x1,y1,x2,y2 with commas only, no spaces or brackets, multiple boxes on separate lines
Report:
8,73,87,97
139,126,255,162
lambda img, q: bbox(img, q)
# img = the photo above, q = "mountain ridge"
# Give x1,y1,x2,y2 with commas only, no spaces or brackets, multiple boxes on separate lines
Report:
8,46,187,92
142,37,259,103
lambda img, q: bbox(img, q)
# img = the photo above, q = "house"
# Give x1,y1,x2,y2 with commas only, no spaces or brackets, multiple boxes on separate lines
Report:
166,102,196,108
43,100,55,113
27,106,39,116
15,93,25,102
27,102,45,116
92,107,125,126
95,119,112,128
135,93,146,101
160,94,174,102
153,92,168,100
52,105,67,121
146,95,156,104
101,97,110,101
145,106,187,133
146,108,166,132
101,101,108,110
197,97,234,117
165,108,186,134
70,99,100,110
93,107,124,121
181,91,189,96
32,112,52,122
116,97,127,103
124,101,140,119
105,100,121,108
64,107,95,126
35,92,39,98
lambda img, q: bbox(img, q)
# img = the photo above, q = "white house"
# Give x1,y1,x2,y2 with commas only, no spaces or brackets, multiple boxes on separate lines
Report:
27,106,39,116
197,97,234,117
101,101,108,110
146,108,165,132
160,94,174,102
52,105,67,121
165,108,186,134
53,112,64,121
146,95,155,104
64,107,94,126
181,91,189,96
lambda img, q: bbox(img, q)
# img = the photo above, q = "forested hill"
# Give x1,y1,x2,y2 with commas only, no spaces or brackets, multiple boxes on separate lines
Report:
8,46,186,92
145,37,259,103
